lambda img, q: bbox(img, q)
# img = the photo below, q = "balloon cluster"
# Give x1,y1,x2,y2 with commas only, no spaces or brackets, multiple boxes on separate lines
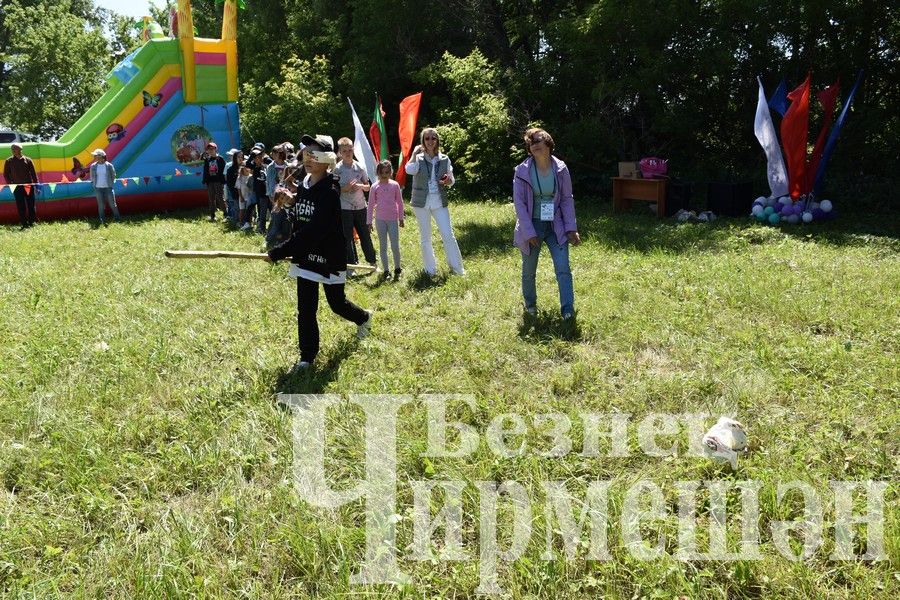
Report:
749,195,835,225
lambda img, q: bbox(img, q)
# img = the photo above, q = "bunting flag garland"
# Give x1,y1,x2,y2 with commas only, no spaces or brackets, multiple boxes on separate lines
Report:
154,176,162,184
396,92,423,187
132,177,140,185
61,175,69,183
23,185,32,194
164,175,173,181
48,183,57,193
122,178,129,187
144,176,151,185
175,168,182,176
9,185,17,193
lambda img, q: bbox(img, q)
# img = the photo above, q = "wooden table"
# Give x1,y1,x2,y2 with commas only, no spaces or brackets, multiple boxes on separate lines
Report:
612,177,667,218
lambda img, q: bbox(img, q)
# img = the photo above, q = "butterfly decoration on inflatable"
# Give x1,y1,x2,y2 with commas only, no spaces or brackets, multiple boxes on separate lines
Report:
143,91,163,108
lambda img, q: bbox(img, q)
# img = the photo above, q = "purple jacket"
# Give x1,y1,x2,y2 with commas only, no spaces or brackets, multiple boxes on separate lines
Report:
513,156,576,254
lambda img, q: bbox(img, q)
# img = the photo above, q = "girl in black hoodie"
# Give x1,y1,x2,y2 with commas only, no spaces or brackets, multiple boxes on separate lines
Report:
267,134,371,370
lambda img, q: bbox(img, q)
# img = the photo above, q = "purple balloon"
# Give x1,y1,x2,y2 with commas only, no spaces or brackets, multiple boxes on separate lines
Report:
812,208,825,220
774,202,784,213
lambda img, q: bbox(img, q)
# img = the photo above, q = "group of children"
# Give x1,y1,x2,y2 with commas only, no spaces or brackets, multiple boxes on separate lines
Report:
204,136,405,275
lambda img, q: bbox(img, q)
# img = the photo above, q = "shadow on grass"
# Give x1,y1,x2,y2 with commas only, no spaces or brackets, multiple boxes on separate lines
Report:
271,336,360,396
407,270,448,290
455,219,513,257
518,311,582,342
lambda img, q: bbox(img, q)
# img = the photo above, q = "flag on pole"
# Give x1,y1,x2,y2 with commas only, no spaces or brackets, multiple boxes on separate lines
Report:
780,73,811,199
369,94,389,160
754,77,788,198
813,70,863,196
396,92,423,187
348,97,376,180
806,79,840,193
768,78,789,117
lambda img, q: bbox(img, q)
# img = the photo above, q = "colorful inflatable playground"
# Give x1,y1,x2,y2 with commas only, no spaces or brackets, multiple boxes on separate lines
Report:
0,0,240,224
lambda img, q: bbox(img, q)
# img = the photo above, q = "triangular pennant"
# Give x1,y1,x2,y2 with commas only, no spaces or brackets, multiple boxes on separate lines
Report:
23,185,32,194
75,177,82,183
60,175,69,183
143,176,151,185
164,175,172,181
121,178,128,187
48,183,57,193
0,185,5,193
175,168,182,176
9,184,17,192
132,177,139,184
154,176,162,184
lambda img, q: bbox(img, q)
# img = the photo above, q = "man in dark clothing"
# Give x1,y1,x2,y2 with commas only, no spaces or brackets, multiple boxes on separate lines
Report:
3,143,39,228
201,142,227,221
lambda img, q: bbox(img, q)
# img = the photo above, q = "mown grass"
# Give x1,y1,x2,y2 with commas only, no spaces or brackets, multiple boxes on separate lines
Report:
0,199,897,598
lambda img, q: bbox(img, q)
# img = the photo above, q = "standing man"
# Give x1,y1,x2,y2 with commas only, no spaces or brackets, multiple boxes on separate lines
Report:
89,149,121,224
3,142,39,228
201,142,226,221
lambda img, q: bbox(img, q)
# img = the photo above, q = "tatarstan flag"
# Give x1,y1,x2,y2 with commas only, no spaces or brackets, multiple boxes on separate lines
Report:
369,95,389,161
395,92,422,187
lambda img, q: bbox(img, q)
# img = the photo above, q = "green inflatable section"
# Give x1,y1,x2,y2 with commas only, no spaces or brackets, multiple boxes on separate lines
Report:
45,40,181,158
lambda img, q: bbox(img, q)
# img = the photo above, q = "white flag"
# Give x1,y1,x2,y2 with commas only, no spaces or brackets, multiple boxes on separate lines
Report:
348,97,376,181
754,77,788,198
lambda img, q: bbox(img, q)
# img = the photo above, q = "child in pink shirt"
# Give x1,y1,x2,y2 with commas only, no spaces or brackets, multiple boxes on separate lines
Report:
367,160,405,280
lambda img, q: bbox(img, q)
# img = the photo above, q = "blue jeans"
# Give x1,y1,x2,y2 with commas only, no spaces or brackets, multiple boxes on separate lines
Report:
521,219,573,315
95,187,120,222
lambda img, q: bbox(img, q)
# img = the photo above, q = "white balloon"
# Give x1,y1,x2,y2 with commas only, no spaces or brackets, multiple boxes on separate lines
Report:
820,199,833,212
802,211,813,223
751,204,764,216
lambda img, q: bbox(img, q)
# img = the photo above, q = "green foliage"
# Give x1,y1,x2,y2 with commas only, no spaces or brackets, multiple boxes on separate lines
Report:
240,55,344,146
0,1,112,137
420,50,513,194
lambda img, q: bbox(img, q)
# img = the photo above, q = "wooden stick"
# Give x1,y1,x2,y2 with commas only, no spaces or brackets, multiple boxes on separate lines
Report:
164,250,377,273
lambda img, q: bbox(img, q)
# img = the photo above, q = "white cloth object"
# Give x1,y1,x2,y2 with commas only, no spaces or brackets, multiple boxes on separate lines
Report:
754,77,789,198
347,97,376,181
702,417,748,469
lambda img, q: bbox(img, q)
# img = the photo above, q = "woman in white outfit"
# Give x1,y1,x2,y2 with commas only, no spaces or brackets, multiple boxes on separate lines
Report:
404,128,465,275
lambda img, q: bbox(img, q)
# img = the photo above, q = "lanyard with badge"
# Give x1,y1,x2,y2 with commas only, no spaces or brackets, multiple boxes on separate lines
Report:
533,163,556,221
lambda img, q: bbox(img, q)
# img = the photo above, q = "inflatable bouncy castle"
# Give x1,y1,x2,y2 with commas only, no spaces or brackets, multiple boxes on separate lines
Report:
0,0,241,223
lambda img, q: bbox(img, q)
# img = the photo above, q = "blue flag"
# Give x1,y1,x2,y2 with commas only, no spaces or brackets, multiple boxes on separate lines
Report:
768,78,789,117
812,70,863,195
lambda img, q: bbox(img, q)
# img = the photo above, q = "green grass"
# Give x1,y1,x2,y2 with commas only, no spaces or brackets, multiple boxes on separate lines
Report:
0,200,897,598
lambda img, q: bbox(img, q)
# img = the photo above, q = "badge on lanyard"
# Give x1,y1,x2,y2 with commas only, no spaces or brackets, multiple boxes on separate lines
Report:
533,163,556,221
540,199,554,221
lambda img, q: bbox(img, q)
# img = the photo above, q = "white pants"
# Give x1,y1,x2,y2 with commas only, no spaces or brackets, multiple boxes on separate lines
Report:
412,201,464,275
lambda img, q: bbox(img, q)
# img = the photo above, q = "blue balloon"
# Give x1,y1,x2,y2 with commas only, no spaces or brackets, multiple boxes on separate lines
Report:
768,213,781,224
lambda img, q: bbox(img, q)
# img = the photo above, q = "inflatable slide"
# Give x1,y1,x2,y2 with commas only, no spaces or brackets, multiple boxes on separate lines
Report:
0,0,241,223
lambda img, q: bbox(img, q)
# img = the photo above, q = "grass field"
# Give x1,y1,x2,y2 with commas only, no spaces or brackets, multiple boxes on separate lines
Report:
0,199,897,598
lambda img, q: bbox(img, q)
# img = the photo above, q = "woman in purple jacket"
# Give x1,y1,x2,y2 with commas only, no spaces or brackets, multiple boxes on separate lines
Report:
512,128,581,319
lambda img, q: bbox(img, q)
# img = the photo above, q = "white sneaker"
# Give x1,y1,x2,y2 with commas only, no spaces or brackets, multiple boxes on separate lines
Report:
524,305,537,316
357,310,373,339
240,222,252,231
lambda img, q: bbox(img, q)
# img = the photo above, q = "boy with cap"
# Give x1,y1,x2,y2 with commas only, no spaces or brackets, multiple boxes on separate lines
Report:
89,149,121,224
2,143,38,228
201,142,226,221
267,134,371,371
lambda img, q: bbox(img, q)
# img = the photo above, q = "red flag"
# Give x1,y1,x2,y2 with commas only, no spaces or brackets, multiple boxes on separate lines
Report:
780,73,811,199
806,79,840,193
395,92,423,187
369,95,389,160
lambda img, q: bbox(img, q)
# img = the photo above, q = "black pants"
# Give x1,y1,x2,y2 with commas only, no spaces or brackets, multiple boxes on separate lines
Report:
14,186,36,226
256,195,270,232
341,208,376,265
296,277,368,362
